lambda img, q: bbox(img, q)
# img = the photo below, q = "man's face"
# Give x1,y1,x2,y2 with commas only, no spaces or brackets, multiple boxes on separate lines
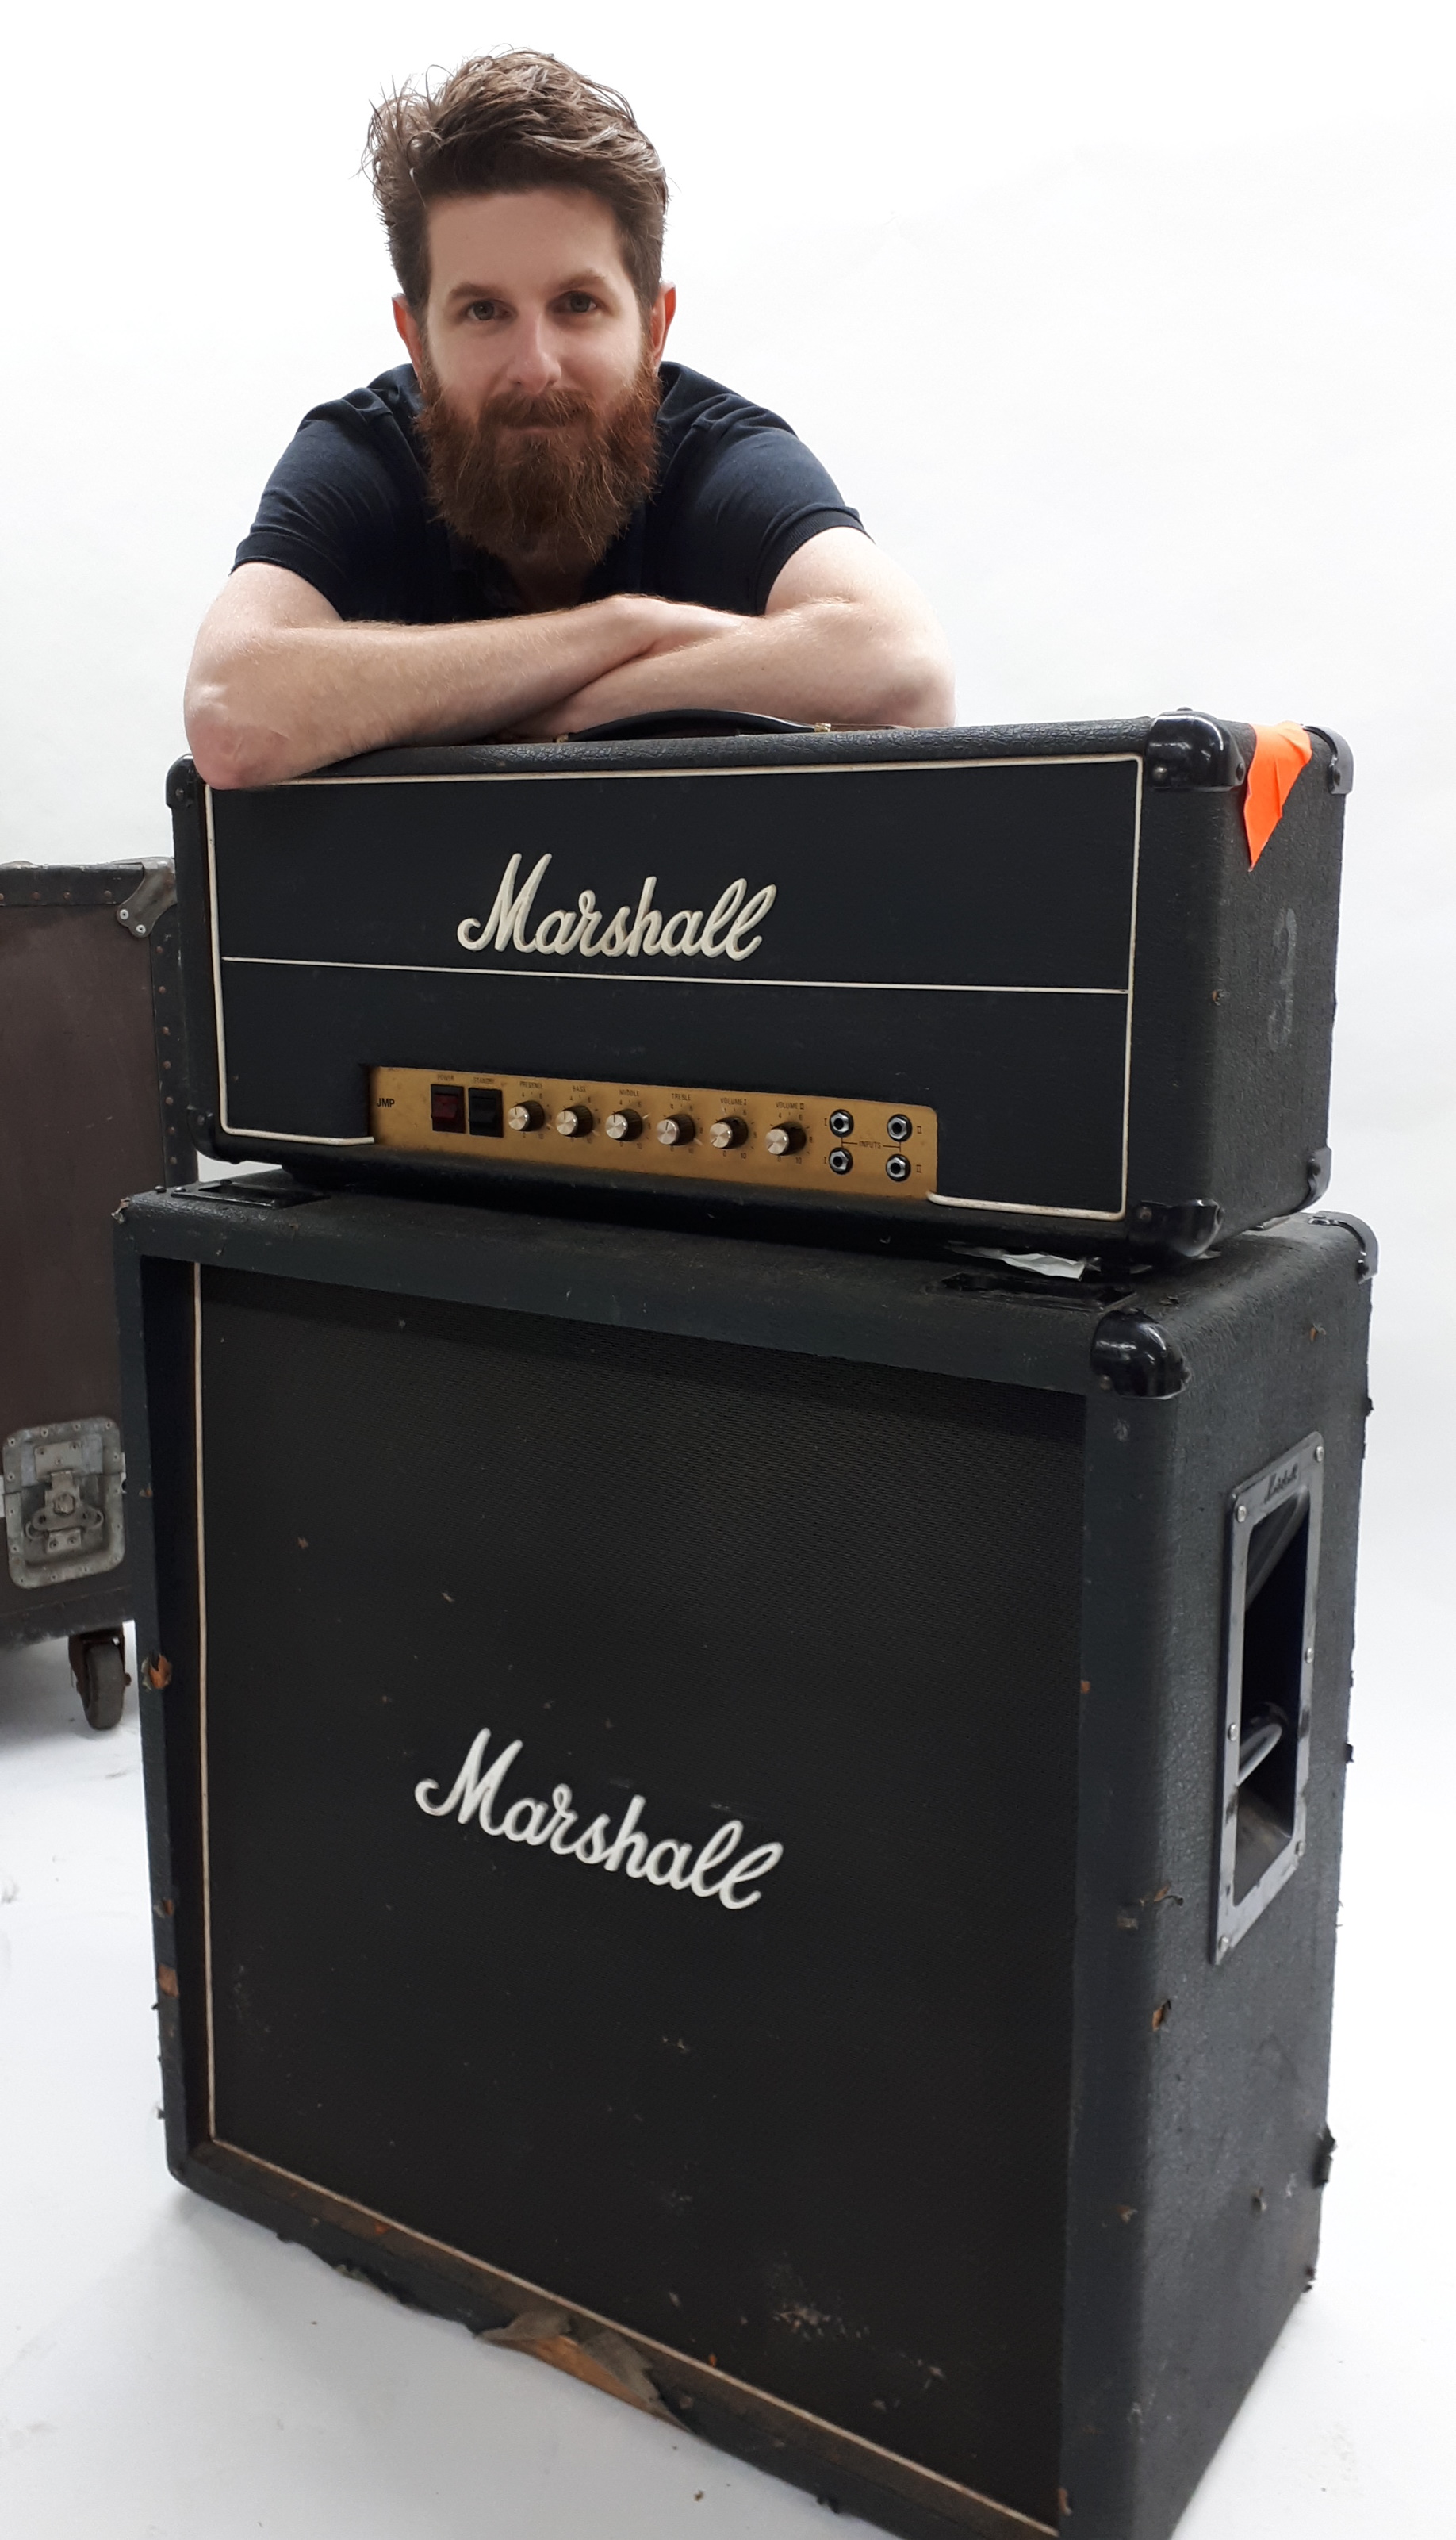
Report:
393,187,674,578
401,186,668,422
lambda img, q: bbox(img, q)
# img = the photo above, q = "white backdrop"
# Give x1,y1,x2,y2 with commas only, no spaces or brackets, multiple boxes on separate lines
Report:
2,3,1454,2534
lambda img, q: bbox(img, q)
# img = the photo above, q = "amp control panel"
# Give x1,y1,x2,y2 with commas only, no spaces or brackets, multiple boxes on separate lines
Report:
369,1069,937,1200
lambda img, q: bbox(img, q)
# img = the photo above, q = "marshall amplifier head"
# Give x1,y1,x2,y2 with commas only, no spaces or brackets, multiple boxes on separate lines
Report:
117,1180,1373,2540
168,710,1352,1258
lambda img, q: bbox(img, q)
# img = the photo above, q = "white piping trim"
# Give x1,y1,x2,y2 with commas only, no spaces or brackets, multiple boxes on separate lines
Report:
926,1191,1124,1222
270,750,1136,788
221,956,1128,998
1118,754,1144,1211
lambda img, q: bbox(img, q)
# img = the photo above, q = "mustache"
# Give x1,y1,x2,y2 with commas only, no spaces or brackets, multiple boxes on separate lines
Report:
485,386,596,431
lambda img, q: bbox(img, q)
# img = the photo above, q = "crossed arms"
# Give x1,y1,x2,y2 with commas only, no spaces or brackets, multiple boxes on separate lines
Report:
183,527,956,788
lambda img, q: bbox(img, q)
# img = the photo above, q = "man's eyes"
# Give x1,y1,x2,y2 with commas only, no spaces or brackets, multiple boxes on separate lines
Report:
459,293,599,322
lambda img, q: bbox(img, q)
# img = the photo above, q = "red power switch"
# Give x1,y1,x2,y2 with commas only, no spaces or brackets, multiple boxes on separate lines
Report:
429,1084,466,1132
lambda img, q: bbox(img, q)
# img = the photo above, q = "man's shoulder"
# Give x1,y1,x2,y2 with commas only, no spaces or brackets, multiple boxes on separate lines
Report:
289,365,424,478
654,362,799,464
237,364,450,622
634,363,860,615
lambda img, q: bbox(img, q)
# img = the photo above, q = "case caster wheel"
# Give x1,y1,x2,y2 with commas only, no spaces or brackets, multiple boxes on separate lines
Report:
67,1629,129,1732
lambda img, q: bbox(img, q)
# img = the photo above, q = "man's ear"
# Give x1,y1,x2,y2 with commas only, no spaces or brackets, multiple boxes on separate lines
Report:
649,283,676,366
393,294,427,378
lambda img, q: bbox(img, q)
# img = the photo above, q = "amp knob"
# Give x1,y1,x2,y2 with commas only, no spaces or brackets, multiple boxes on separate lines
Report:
764,1122,806,1157
506,1101,545,1132
707,1117,748,1150
554,1105,594,1138
656,1114,696,1148
604,1110,643,1142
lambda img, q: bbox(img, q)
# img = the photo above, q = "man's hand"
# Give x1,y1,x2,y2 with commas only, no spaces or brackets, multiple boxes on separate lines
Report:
515,530,955,737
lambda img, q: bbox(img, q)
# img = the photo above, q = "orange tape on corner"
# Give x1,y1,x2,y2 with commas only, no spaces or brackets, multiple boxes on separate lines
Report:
1243,722,1313,867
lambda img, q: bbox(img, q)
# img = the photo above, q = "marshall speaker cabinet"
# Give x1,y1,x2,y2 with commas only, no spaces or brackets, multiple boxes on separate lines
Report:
0,860,190,1725
168,710,1351,1260
117,1177,1374,2540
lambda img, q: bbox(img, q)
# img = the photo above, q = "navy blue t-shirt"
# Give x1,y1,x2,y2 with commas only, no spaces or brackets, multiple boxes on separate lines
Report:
233,360,864,623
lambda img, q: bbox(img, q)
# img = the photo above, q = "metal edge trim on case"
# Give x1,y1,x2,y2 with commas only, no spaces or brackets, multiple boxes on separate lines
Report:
114,865,177,938
149,904,196,1187
193,2135,1057,2538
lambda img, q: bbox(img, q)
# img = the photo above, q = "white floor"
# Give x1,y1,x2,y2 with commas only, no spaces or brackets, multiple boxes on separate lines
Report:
2,1527,1452,2540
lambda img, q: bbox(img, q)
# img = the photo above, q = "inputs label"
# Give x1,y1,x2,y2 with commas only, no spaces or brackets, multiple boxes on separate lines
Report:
369,1068,937,1199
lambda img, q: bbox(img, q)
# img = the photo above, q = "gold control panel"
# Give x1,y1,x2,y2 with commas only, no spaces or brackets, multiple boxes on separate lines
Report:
370,1069,937,1199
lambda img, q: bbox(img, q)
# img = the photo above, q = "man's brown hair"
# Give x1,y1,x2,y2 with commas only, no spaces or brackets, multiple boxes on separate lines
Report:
366,50,669,316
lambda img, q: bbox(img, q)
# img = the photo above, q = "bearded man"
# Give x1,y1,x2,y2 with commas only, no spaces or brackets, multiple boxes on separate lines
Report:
185,51,954,788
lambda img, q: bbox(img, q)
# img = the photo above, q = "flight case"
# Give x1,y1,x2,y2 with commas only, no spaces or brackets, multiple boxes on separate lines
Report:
0,861,190,1724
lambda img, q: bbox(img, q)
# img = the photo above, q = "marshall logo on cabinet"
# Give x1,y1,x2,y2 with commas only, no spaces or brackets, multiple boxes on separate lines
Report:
416,1725,785,1910
455,854,778,963
169,711,1351,1254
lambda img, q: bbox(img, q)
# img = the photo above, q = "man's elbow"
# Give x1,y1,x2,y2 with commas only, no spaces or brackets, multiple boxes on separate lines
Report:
184,673,301,790
872,624,956,730
809,604,954,731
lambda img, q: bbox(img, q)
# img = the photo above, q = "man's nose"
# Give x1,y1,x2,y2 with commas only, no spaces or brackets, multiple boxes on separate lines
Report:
506,317,564,397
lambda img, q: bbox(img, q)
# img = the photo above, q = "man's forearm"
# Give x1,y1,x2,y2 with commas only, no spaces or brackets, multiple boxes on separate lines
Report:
520,599,955,737
185,593,672,788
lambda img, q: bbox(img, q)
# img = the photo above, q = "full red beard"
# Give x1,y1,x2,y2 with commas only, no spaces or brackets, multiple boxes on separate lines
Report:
413,346,661,580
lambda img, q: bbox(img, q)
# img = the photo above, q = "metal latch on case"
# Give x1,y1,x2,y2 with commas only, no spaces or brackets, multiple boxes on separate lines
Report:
3,1418,126,1588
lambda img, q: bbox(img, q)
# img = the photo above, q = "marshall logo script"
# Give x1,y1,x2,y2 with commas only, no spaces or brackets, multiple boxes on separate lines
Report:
415,1726,785,1911
457,853,776,964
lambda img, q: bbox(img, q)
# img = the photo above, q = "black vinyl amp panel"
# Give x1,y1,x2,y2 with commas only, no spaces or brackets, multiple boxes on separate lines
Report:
117,1182,1373,2540
169,713,1350,1259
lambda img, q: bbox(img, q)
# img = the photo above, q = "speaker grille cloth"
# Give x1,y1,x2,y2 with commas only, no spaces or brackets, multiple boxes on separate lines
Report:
198,1268,1083,2519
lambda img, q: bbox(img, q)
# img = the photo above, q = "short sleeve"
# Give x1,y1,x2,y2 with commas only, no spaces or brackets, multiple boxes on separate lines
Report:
654,401,865,616
233,393,436,622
